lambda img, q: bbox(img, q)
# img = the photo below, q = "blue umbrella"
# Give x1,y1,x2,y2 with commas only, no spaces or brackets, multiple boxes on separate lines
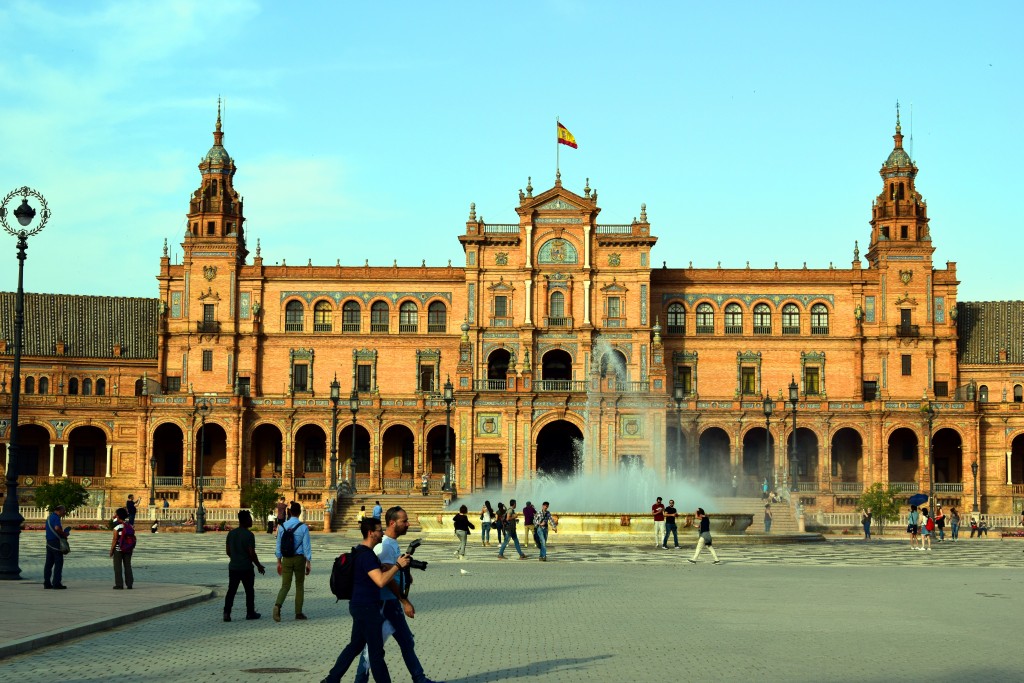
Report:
907,493,928,506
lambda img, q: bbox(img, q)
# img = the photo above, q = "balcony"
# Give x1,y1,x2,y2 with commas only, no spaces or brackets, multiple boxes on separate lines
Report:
536,380,588,392
795,481,818,492
602,317,624,328
889,482,919,493
810,326,830,336
427,323,447,333
753,325,772,335
934,482,964,493
154,476,183,486
614,381,650,393
313,322,333,332
782,326,800,335
832,481,863,494
695,325,714,335
198,477,226,488
370,323,389,333
284,322,304,332
294,477,325,489
545,317,573,328
342,322,360,333
399,323,418,334
253,477,282,486
724,325,742,335
666,325,684,335
895,324,920,338
474,379,507,391
196,320,220,334
483,223,520,234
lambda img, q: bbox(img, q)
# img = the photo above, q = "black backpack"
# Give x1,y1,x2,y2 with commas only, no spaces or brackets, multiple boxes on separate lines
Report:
279,522,304,558
330,545,370,601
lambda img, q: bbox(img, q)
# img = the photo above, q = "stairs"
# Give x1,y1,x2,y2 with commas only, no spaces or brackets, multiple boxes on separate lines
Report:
719,496,802,535
332,493,447,532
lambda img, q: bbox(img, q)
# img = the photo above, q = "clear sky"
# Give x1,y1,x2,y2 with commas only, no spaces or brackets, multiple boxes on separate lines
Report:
1,1,1020,302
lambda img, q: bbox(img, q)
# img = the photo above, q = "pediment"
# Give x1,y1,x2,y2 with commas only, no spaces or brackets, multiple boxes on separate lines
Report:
537,197,580,211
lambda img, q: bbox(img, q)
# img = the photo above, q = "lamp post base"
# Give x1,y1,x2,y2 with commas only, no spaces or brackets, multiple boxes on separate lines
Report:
0,506,25,580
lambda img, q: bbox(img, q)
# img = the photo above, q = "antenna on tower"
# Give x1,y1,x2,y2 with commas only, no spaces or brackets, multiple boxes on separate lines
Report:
908,103,914,160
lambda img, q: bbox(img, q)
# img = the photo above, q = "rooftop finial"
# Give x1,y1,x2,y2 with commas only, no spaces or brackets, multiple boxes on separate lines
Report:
162,238,168,257
469,202,476,221
256,238,261,258
584,177,591,197
526,176,533,197
555,169,561,186
216,96,223,133
895,100,901,134
640,203,647,222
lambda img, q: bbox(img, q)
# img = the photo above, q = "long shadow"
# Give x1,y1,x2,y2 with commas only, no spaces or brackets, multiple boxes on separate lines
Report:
441,654,614,683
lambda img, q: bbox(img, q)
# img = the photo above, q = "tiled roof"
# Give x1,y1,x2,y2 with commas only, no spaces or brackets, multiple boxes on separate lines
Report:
956,301,1024,364
0,292,159,360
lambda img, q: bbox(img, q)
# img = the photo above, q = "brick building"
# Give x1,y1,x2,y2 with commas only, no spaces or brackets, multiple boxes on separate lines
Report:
2,110,1023,514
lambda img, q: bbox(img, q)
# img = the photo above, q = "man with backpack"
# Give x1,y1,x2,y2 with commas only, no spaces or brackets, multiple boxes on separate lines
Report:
497,499,527,559
273,501,311,621
110,507,136,589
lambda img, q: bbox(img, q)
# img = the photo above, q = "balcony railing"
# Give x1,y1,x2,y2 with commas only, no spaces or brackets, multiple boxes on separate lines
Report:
602,318,624,328
536,380,588,392
666,325,684,335
284,322,304,332
782,326,800,335
811,326,830,336
198,477,226,488
474,379,507,391
1012,484,1024,495
427,323,447,333
399,323,418,334
252,478,281,486
595,224,633,234
724,325,742,335
154,476,183,486
342,322,360,333
370,323,389,333
832,481,863,493
294,477,325,489
889,482,919,493
489,317,512,327
896,324,920,337
545,317,573,328
696,325,714,335
753,325,772,335
934,482,964,493
613,381,650,393
313,322,333,332
196,321,220,333
483,223,520,234
795,481,818,492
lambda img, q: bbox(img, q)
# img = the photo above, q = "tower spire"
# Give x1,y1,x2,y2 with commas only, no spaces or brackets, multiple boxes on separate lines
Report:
893,100,904,150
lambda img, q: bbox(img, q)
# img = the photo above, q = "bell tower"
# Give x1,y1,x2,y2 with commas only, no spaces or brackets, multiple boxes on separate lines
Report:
182,99,247,263
865,105,932,266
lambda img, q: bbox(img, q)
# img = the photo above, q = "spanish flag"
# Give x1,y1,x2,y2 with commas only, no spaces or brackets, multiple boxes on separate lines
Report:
557,122,578,149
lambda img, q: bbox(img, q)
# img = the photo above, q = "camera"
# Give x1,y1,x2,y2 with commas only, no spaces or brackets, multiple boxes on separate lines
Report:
403,538,428,571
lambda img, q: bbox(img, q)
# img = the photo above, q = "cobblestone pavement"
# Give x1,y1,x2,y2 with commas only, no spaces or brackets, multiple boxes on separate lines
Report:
4,530,1022,682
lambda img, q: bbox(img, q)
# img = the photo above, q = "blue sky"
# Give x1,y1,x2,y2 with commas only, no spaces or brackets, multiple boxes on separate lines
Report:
1,1,1020,301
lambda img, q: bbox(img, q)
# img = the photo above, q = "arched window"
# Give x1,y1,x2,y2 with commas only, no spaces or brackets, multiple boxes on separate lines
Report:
342,300,361,333
313,301,333,332
782,304,800,335
24,376,34,394
68,378,79,395
811,304,829,335
979,385,989,403
82,378,93,395
549,291,566,320
666,303,685,334
696,303,714,334
399,301,418,333
38,377,49,394
285,300,304,332
371,301,390,333
96,378,106,396
1015,384,1023,403
753,303,771,335
724,303,742,334
428,301,447,333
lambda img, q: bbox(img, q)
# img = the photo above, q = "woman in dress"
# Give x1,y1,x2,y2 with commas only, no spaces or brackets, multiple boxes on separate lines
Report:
480,500,494,546
452,504,475,559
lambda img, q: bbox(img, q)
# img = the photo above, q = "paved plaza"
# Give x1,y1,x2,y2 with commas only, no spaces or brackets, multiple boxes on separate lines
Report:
2,529,1021,682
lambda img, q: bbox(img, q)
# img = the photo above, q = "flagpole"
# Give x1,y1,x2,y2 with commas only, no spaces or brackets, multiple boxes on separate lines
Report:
556,116,560,177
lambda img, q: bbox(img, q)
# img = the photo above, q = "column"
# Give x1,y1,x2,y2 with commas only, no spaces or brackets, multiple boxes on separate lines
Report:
525,225,533,268
105,444,112,477
524,279,533,324
61,444,68,478
1007,451,1013,485
583,224,591,268
48,444,55,477
583,280,592,325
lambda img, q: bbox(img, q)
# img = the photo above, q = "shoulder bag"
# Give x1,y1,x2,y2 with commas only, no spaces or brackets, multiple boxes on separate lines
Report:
47,516,70,555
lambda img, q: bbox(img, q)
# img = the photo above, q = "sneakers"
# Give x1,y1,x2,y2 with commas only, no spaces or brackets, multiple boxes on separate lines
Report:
687,559,696,564
518,554,528,559
246,612,262,620
53,584,67,589
661,545,668,549
295,613,308,620
272,604,281,622
497,554,507,560
713,560,722,564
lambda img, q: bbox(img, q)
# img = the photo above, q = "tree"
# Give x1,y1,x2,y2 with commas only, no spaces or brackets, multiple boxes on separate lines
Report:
857,483,901,536
241,479,280,527
33,479,90,515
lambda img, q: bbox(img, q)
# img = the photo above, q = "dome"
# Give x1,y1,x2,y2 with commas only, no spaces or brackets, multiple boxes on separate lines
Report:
884,147,911,168
204,145,231,165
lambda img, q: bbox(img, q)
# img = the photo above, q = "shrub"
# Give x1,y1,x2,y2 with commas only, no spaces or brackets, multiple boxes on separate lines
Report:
33,479,90,515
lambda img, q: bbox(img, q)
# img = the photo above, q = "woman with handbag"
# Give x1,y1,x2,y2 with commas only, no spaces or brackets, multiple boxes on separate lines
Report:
907,505,921,549
452,505,475,559
44,504,70,589
480,501,494,546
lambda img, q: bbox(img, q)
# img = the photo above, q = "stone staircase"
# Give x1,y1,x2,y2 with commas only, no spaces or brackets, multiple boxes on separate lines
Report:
331,493,447,532
718,496,801,535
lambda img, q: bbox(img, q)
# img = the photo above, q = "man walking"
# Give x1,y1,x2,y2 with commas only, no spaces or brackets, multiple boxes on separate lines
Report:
652,497,666,548
321,518,411,683
109,507,136,590
353,506,443,683
661,499,680,548
534,501,555,561
126,494,138,526
43,504,69,590
497,499,528,559
522,501,536,547
372,500,383,520
275,496,287,531
273,501,311,621
224,510,266,622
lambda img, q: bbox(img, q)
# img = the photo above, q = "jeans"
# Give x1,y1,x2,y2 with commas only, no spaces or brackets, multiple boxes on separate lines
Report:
455,529,468,556
863,522,871,539
498,528,523,556
481,521,491,543
765,518,773,533
951,522,959,540
536,526,549,558
44,545,64,586
113,550,134,588
324,602,390,683
354,599,426,683
938,526,945,540
225,568,256,615
662,523,678,547
275,555,306,614
495,523,504,545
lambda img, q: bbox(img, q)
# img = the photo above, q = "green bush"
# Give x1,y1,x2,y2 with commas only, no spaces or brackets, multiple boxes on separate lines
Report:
241,479,280,526
857,483,901,536
33,479,90,515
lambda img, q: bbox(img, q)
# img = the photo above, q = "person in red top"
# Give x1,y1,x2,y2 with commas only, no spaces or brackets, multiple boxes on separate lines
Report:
652,497,666,548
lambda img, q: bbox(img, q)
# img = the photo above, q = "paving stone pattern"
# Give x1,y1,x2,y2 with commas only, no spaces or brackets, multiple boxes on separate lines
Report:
4,530,1023,682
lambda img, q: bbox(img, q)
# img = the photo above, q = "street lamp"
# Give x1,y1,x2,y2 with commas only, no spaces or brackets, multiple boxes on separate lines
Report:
348,389,359,494
0,186,50,580
442,377,454,495
194,397,212,534
763,394,774,496
673,384,685,478
149,455,157,507
329,375,340,491
923,395,936,523
788,376,799,493
971,460,979,514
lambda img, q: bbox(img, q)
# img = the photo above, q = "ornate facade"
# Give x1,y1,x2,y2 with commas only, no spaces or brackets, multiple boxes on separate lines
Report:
2,110,1023,514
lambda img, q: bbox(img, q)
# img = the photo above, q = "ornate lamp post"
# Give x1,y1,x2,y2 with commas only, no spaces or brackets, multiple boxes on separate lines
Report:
923,396,936,522
673,384,685,478
0,187,50,580
329,376,340,491
194,397,211,534
348,389,359,494
788,376,799,493
763,394,774,494
149,455,157,507
442,377,454,495
971,460,979,514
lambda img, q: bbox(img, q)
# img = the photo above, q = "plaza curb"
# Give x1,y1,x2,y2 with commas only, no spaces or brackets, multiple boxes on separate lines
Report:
0,585,215,660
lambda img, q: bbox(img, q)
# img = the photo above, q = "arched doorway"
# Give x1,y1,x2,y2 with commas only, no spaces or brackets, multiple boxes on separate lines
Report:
698,427,731,493
887,428,919,484
426,424,456,476
831,428,863,483
787,428,819,488
16,424,50,477
742,427,773,493
340,424,371,482
599,349,628,390
541,349,572,382
482,454,502,489
251,424,283,480
487,349,511,382
1011,434,1024,485
932,428,963,484
536,420,583,477
381,424,415,484
194,422,227,479
67,425,107,479
153,423,184,480
294,424,326,483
